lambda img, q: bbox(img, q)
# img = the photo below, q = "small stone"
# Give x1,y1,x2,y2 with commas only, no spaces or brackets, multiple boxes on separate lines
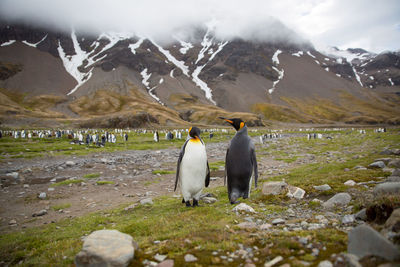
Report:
66,161,75,167
355,208,367,221
140,198,153,205
259,223,272,230
344,180,356,186
264,255,283,267
373,182,400,195
318,260,333,267
342,214,355,224
272,218,285,225
392,169,400,176
369,161,386,169
388,159,400,168
38,192,47,199
32,210,47,217
75,230,135,267
232,203,256,213
48,187,55,191
154,254,167,262
157,259,174,267
341,253,361,267
6,172,19,179
322,193,351,209
261,181,288,195
348,224,400,261
23,184,29,188
313,184,331,191
202,197,217,204
184,254,197,262
385,208,400,231
299,237,308,245
9,219,17,225
287,186,305,199
237,222,257,229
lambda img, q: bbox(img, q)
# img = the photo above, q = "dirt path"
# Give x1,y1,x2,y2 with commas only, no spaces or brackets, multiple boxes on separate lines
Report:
0,138,296,232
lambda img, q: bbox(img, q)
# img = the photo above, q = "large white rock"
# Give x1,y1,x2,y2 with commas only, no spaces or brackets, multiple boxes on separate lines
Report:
261,181,288,195
75,230,135,267
313,184,331,191
286,186,305,199
322,193,351,209
232,203,256,213
368,161,385,169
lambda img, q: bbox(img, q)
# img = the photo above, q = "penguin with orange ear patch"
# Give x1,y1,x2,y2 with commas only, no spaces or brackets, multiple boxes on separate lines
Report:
220,117,258,204
175,126,210,207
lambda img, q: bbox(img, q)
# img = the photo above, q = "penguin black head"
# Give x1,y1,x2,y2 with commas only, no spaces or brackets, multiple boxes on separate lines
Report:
219,117,245,131
188,126,201,138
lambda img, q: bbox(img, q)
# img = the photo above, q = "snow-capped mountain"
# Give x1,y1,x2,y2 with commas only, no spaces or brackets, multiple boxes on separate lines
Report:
0,22,399,126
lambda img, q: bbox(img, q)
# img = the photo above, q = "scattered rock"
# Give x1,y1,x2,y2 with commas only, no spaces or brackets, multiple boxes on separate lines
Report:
232,203,256,214
344,180,356,186
385,208,400,231
261,181,287,195
32,210,47,217
202,197,217,204
259,223,272,230
313,184,331,191
355,208,367,221
392,169,400,176
48,187,55,191
154,254,167,262
341,253,361,267
388,159,400,168
272,218,285,225
184,254,197,262
342,214,355,224
348,224,400,261
264,255,283,267
124,204,138,211
286,186,305,199
9,219,17,225
140,198,153,205
322,193,351,209
156,259,174,267
75,229,135,267
6,172,19,179
237,222,257,229
38,192,47,199
66,161,75,167
373,182,400,195
369,161,386,169
375,158,392,165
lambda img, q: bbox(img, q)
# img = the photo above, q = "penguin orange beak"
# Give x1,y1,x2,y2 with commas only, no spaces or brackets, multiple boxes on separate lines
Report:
219,117,233,124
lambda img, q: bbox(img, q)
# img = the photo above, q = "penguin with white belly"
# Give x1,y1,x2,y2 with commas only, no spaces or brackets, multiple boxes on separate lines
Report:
220,117,258,204
175,126,210,207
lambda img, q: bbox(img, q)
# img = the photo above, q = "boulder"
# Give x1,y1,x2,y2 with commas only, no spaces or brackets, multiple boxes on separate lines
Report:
38,192,47,199
355,208,367,221
392,169,400,176
313,184,331,191
322,193,351,209
66,161,75,167
261,181,287,195
385,208,400,231
388,159,400,168
368,161,386,169
386,176,400,182
286,186,305,199
232,203,256,214
157,259,174,267
272,218,285,225
348,224,400,261
75,229,135,267
32,210,47,217
318,260,333,267
184,254,197,262
373,182,400,195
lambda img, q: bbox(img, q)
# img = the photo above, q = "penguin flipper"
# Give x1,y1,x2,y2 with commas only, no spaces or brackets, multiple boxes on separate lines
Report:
175,139,190,191
224,147,229,186
205,161,210,187
251,148,258,188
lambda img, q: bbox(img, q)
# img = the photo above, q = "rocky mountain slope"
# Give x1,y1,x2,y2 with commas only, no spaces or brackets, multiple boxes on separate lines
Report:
0,22,399,127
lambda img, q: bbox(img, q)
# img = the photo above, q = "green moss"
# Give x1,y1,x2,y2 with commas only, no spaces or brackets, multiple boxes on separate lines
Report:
152,170,175,175
51,203,71,211
53,179,83,186
83,173,101,179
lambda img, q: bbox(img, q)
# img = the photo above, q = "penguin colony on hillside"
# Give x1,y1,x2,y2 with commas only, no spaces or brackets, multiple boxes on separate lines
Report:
174,118,258,206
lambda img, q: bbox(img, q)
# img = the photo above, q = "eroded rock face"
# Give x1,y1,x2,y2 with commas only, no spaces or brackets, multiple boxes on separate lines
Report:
75,229,135,267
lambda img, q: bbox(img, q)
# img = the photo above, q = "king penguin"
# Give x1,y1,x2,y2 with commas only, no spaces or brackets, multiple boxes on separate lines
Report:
175,126,210,207
220,117,258,204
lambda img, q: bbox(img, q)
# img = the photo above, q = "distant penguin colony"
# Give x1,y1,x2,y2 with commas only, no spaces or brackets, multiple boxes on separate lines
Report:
175,126,210,207
220,117,258,204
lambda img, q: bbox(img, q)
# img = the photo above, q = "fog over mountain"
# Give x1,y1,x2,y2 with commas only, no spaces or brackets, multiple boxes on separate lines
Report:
0,0,399,52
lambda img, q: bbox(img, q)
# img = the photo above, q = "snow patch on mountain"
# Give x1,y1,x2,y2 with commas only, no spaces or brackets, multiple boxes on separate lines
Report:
389,78,394,86
129,38,143,55
150,39,189,77
268,66,284,94
195,30,213,64
292,51,303,57
307,51,316,59
170,69,175,78
22,34,47,48
140,68,151,88
1,40,16,46
178,40,193,54
140,68,164,105
272,50,282,65
319,46,374,64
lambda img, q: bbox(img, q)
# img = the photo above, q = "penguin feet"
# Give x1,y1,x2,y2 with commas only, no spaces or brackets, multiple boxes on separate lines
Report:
185,201,191,207
192,199,199,207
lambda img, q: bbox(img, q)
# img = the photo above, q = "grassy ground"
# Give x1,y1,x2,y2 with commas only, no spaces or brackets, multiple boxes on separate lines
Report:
0,128,399,266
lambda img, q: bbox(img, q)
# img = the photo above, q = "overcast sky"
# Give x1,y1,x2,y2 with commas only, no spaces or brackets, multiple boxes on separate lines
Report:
0,0,399,53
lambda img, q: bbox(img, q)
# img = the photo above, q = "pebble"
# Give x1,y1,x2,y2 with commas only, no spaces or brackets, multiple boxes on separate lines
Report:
318,260,333,267
344,180,356,186
140,198,153,205
156,259,174,267
264,255,283,267
313,184,331,191
65,161,75,167
9,219,17,225
342,214,355,224
154,254,167,262
271,218,285,225
184,254,197,262
202,197,217,204
48,188,55,191
32,210,47,217
232,203,256,214
38,192,47,199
